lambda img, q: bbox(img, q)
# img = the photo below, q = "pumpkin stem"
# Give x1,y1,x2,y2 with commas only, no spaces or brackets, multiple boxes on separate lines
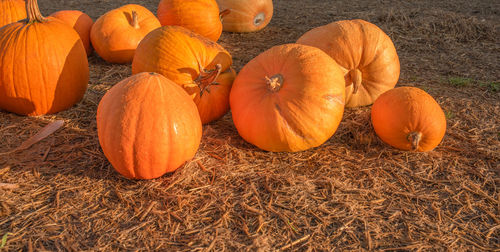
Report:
265,74,284,92
26,0,47,23
219,9,230,20
131,11,139,29
349,69,362,94
408,132,422,151
195,64,222,96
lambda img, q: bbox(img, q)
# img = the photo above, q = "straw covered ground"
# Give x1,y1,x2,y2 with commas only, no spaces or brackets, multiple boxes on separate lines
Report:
1,0,499,250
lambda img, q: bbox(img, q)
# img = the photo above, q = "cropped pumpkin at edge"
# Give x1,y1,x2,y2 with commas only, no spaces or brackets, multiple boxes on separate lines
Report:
90,4,161,64
132,25,234,124
229,43,346,152
216,0,273,32
371,86,447,152
157,0,222,41
297,19,400,108
0,0,89,116
96,72,202,180
50,10,94,56
0,0,26,28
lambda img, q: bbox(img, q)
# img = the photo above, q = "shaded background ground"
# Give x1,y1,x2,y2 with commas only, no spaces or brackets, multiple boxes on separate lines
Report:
1,0,499,250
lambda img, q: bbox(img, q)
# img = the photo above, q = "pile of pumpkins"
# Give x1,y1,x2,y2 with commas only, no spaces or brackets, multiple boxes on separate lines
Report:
0,0,446,180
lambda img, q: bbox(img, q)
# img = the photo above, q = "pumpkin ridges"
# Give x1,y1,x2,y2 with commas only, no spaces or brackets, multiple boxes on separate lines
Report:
0,0,26,27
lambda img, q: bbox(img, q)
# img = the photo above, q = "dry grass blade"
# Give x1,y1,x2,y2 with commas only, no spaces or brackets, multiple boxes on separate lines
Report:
0,120,64,155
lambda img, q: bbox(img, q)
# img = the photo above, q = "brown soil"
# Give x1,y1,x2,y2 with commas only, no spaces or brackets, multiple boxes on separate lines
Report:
1,0,499,250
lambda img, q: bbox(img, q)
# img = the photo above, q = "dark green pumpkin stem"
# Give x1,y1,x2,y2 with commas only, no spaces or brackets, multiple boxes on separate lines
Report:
26,0,47,23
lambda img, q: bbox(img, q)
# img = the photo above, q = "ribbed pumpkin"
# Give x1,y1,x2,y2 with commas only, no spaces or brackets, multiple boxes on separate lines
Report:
50,10,94,56
217,0,273,32
157,0,222,41
0,0,89,116
90,4,160,63
132,26,234,124
230,44,346,152
0,0,26,27
371,87,446,152
97,72,202,180
297,19,400,108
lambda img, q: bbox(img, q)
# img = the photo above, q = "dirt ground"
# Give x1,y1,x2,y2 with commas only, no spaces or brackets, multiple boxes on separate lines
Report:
1,0,499,250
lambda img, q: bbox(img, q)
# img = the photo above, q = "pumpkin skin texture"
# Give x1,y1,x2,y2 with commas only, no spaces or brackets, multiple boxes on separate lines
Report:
371,87,446,152
217,0,273,32
0,0,26,28
229,44,346,152
96,72,202,180
157,0,222,41
50,10,94,56
297,19,400,108
90,4,161,63
132,26,234,124
0,0,89,116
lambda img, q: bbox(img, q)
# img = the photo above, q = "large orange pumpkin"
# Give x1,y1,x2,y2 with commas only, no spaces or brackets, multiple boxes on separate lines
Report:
371,87,446,152
217,0,273,32
229,44,346,152
50,10,94,56
90,4,160,63
97,72,202,180
0,0,26,28
157,0,222,41
297,19,400,107
132,26,234,124
0,0,89,116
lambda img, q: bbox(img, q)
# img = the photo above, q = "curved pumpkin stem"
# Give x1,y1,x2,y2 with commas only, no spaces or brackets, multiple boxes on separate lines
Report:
349,69,362,94
131,11,139,29
219,9,231,20
195,63,222,96
265,74,284,92
26,0,47,23
408,132,422,151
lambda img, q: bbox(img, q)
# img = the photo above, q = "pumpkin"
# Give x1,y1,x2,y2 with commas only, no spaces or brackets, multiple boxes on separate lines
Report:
90,4,161,63
132,26,234,124
229,44,346,152
97,72,202,180
0,0,26,28
50,10,94,56
0,0,89,116
371,87,446,152
157,0,222,41
297,19,400,107
216,0,273,32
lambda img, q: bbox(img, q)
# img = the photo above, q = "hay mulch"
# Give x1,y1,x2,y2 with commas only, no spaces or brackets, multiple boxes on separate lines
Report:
1,0,499,250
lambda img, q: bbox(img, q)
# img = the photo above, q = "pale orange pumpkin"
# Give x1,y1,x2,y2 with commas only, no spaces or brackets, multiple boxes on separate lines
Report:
90,4,161,63
217,0,273,32
371,87,446,152
157,0,222,41
297,19,400,107
0,0,89,116
50,10,94,56
132,26,234,124
229,44,346,152
97,72,202,180
0,0,26,28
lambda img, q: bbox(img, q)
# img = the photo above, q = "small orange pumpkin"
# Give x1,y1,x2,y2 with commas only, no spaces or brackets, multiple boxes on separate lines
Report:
0,0,26,27
50,10,94,56
371,87,446,152
297,19,400,107
97,72,202,180
90,4,160,63
229,44,346,152
217,0,273,32
132,26,234,124
157,0,222,41
0,0,89,116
